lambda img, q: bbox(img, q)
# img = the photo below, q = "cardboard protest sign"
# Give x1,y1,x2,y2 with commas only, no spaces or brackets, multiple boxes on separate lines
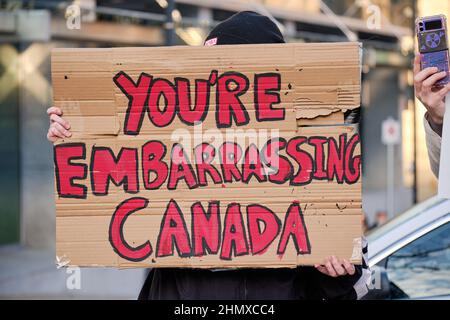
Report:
51,43,362,268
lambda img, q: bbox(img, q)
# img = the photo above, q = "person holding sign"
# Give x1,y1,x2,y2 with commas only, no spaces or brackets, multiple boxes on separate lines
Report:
47,11,370,300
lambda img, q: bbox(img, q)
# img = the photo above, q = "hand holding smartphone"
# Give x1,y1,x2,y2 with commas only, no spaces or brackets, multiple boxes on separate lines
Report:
416,14,450,87
416,15,450,199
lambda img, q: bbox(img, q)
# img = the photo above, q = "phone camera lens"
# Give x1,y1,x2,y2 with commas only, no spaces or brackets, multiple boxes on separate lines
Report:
419,21,424,25
419,27,424,31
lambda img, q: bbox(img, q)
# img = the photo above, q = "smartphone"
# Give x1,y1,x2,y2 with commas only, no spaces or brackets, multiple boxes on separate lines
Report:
416,14,450,87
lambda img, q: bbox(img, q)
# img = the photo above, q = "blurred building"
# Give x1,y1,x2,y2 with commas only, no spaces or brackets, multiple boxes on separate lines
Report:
0,0,437,250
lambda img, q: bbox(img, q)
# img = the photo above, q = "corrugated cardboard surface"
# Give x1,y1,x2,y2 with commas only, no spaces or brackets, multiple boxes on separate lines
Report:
52,43,362,268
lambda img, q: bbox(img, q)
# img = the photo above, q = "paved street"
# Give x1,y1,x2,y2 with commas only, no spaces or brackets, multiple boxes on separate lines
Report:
0,245,147,299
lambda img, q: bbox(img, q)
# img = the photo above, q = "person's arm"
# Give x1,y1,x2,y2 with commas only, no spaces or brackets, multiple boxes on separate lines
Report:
413,54,448,177
424,112,442,177
46,107,72,142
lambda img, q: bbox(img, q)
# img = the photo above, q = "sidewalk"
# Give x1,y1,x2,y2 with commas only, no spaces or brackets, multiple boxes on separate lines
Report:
0,244,147,299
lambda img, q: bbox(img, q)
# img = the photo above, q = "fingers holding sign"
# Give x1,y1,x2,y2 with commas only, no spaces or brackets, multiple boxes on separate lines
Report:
314,256,355,277
46,106,72,142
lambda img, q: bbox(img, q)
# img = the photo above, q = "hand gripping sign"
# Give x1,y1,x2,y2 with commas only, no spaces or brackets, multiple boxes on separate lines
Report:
51,43,362,268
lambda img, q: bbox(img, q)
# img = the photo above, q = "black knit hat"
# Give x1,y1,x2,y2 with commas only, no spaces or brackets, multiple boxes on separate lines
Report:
204,11,285,46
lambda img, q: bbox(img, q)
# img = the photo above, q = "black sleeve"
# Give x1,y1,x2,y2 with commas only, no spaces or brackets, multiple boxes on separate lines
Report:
308,265,361,300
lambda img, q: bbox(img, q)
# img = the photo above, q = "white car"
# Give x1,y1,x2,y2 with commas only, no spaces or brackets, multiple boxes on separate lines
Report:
364,196,450,300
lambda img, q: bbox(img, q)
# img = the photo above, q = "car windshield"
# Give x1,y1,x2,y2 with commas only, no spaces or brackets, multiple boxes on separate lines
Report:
387,222,450,298
367,196,445,242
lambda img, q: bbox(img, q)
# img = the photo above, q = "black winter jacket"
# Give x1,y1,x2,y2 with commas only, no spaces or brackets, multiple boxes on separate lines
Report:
138,239,370,300
139,266,362,300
